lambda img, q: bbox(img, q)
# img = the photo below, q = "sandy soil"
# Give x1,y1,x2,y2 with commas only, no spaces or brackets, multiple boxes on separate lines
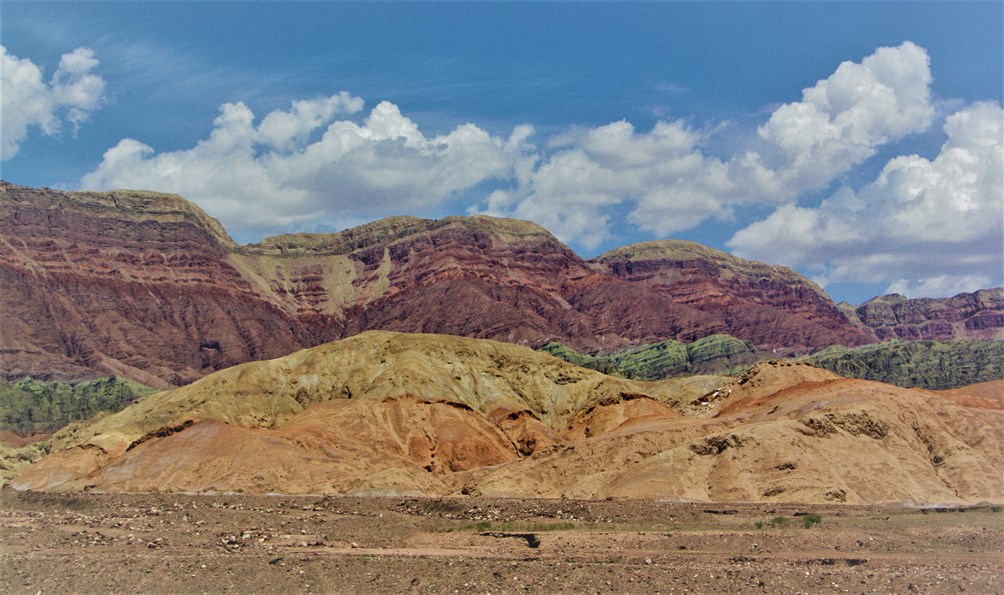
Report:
1,489,1001,594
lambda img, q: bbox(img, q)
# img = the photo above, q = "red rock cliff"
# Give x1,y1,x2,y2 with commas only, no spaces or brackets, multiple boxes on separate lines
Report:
1,183,899,385
849,290,1004,341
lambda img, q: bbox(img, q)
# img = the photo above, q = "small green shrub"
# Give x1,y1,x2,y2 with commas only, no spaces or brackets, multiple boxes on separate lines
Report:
754,520,764,529
768,516,788,528
801,513,823,528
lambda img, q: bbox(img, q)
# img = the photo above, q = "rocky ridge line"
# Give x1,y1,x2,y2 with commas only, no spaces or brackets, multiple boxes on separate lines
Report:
2,182,1000,387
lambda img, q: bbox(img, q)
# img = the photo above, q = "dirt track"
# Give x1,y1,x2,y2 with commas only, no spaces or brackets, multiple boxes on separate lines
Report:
1,489,1001,594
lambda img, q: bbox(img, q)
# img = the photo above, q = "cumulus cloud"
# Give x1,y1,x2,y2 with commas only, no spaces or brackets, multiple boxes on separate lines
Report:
76,40,996,297
756,41,933,193
886,275,995,299
728,101,1004,298
472,42,935,248
257,93,364,151
81,96,531,232
1,46,106,159
479,119,763,249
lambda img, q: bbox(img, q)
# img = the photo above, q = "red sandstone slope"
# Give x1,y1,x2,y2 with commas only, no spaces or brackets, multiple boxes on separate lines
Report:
593,241,875,353
8,181,995,387
0,183,315,387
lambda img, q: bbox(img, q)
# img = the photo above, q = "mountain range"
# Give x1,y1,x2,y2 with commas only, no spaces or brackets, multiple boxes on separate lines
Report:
4,182,1002,504
4,181,1000,389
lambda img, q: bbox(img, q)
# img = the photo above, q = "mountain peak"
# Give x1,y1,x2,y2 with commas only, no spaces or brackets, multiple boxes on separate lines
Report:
1,182,236,248
596,239,735,263
443,214,560,243
595,239,830,300
248,216,445,255
862,293,908,305
247,214,564,257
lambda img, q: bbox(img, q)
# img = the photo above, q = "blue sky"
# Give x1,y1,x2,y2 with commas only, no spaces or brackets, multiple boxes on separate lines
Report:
2,1,1002,304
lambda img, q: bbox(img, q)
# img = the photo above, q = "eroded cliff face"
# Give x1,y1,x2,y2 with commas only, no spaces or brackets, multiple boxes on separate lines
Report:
8,182,996,387
849,290,1004,341
229,215,601,348
0,183,315,387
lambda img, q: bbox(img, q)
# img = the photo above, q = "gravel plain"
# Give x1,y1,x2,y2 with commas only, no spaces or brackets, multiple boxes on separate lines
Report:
1,490,1002,594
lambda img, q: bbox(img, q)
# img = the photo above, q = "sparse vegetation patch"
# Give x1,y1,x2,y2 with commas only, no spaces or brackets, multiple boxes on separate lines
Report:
0,377,156,435
541,334,759,380
804,340,1004,390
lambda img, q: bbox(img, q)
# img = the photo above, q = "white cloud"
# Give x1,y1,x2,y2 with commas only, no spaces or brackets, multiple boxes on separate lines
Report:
471,42,934,248
886,275,994,299
478,119,724,250
728,101,1004,298
1,46,106,159
76,39,993,299
81,96,529,233
756,41,933,193
256,93,364,151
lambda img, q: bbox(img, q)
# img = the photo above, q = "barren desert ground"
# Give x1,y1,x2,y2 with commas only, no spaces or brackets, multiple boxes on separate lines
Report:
1,490,1001,594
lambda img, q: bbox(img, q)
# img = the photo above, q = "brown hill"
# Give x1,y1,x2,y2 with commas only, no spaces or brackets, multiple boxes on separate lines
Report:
926,380,1004,410
2,182,886,387
12,332,1003,505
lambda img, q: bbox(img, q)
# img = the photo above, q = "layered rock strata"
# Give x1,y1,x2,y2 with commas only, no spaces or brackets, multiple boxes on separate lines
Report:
4,182,997,386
